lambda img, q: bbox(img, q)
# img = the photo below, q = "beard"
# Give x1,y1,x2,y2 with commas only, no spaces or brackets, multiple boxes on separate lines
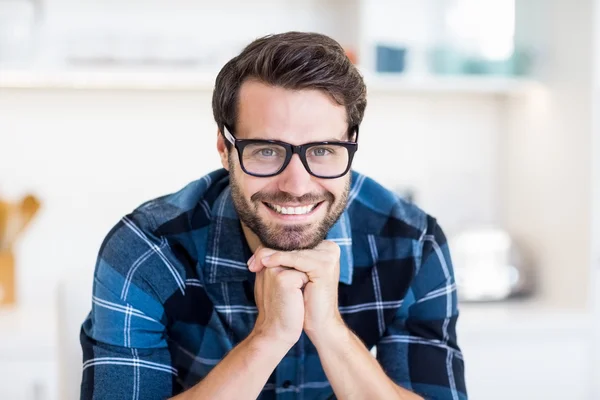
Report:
229,162,350,251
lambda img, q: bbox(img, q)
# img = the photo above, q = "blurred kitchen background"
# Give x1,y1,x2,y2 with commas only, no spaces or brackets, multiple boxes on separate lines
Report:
0,0,599,399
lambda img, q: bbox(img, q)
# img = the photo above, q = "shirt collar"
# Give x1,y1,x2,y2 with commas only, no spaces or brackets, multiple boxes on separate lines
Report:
204,178,353,285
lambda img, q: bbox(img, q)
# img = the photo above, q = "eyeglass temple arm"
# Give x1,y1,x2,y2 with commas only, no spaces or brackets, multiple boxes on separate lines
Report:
222,125,236,144
351,125,360,143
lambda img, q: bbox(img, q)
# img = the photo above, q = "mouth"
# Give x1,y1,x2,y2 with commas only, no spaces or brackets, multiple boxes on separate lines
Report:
263,202,322,216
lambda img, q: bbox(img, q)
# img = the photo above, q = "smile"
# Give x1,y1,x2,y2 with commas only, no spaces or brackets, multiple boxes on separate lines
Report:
264,202,320,215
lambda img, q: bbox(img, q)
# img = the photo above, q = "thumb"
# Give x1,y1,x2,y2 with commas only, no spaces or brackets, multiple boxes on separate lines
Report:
248,248,277,273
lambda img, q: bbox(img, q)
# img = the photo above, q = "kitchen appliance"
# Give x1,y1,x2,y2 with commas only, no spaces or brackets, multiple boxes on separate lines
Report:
449,226,535,302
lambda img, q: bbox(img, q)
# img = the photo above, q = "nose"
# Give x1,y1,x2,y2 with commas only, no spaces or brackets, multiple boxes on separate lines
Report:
277,154,313,196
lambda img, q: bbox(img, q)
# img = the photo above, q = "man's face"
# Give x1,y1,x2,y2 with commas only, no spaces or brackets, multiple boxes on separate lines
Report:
217,80,352,251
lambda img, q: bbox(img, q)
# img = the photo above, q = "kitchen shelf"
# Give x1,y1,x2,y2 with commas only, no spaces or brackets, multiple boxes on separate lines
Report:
457,299,593,337
0,67,540,95
362,72,541,95
0,67,219,91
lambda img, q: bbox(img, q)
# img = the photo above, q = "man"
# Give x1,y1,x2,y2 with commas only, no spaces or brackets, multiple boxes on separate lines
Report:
80,32,467,400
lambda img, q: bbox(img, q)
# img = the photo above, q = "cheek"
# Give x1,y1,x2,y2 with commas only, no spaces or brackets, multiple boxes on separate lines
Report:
322,180,347,200
240,175,271,201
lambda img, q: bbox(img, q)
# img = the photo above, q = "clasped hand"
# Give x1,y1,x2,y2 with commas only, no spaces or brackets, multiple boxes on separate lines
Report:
248,241,345,346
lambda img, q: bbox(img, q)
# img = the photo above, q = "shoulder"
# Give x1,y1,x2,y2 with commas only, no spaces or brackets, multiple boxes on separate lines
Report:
134,169,229,231
346,172,451,305
94,169,229,303
347,170,430,241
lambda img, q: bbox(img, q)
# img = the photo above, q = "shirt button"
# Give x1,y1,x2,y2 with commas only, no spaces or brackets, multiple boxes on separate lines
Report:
282,380,292,389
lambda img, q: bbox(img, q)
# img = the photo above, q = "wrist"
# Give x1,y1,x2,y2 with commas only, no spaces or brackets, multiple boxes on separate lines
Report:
249,325,297,354
306,318,348,349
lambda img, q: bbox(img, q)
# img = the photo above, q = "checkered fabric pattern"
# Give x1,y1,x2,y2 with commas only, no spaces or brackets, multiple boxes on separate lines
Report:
80,168,467,399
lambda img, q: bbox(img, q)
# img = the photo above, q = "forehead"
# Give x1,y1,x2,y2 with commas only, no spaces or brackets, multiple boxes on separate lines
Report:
236,80,348,142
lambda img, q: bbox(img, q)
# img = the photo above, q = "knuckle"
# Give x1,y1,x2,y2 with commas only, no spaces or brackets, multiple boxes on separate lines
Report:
265,266,278,277
323,240,337,250
333,244,341,256
292,251,300,265
324,241,340,257
274,271,288,286
255,248,268,259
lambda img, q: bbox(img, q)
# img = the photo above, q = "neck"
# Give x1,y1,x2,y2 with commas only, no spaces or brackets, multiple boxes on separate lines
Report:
241,222,262,253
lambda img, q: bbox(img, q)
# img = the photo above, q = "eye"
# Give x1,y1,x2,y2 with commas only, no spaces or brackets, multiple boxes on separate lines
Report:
251,146,281,158
310,147,334,156
259,148,275,157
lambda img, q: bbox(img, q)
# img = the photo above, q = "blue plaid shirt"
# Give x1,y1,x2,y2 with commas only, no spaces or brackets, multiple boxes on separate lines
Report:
80,168,467,399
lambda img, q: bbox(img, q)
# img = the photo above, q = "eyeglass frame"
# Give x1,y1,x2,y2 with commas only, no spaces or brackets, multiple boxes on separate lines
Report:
221,124,359,179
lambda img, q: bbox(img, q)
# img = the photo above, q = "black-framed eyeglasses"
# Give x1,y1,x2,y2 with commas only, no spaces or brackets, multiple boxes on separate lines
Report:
222,124,359,179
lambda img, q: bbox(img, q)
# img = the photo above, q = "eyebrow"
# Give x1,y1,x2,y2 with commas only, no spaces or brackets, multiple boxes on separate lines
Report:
260,137,348,144
250,133,348,142
229,125,351,143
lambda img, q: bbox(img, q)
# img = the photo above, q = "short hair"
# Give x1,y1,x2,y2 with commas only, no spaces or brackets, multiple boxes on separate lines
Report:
212,31,367,144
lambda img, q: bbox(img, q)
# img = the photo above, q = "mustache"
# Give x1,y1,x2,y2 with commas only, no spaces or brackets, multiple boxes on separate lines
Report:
251,191,334,205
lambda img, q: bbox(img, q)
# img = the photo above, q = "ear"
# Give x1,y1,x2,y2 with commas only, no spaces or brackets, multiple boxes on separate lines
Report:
216,129,229,171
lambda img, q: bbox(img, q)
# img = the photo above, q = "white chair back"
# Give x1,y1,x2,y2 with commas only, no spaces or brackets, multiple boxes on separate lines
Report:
56,267,94,400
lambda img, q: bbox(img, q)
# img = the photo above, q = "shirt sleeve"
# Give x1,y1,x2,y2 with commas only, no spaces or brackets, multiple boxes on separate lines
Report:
376,216,468,400
80,214,181,399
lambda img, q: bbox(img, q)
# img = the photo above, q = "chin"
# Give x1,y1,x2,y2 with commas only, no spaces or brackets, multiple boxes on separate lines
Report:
260,225,325,251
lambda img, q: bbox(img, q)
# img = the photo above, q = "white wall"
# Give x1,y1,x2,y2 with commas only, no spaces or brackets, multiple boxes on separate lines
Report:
37,0,342,69
0,88,502,305
2,0,592,310
502,0,593,308
591,0,600,393
357,92,502,230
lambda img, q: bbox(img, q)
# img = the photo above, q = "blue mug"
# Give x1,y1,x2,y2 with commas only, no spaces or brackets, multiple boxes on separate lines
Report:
375,45,407,73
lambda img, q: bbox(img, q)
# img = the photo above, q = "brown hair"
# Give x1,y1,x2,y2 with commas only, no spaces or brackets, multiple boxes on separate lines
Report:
212,31,366,145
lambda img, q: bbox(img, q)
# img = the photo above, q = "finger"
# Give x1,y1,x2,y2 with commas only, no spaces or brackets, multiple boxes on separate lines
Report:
247,245,259,270
276,268,309,290
253,270,263,302
250,251,274,273
262,250,321,275
248,247,277,272
316,240,341,256
254,265,287,301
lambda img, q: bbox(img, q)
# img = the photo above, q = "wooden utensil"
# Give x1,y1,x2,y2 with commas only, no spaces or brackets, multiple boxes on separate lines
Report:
0,202,8,250
1,195,40,251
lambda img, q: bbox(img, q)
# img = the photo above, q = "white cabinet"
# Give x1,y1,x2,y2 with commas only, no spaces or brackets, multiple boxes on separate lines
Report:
0,307,59,400
458,302,594,400
0,361,58,400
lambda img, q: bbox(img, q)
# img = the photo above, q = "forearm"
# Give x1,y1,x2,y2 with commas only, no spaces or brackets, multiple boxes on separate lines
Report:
312,325,423,400
170,331,289,400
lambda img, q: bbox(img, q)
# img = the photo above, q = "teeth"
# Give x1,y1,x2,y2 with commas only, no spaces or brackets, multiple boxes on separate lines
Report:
269,203,316,215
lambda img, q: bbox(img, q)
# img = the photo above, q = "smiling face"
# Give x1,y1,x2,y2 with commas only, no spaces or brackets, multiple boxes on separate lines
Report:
217,80,352,251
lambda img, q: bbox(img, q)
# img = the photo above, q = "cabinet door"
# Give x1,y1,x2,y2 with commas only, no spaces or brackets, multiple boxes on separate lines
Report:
0,360,58,400
459,332,592,399
593,108,600,396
